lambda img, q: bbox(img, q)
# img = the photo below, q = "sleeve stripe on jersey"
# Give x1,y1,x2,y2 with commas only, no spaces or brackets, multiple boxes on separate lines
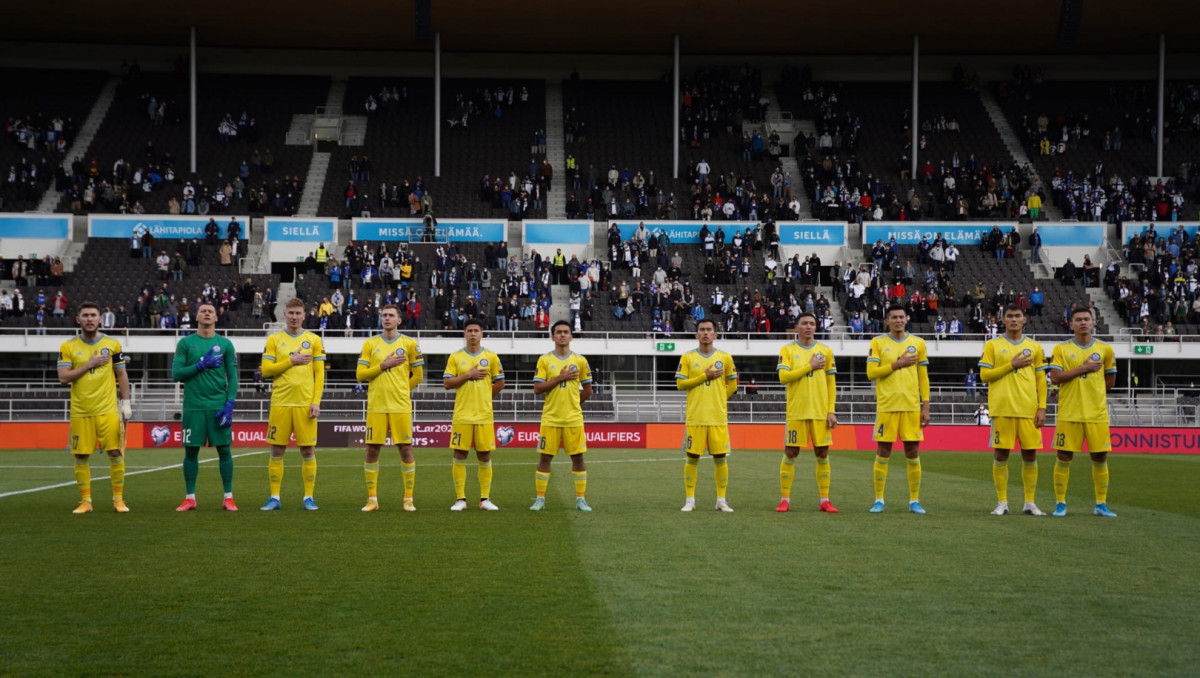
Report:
826,369,837,374
114,364,126,369
674,373,687,379
262,354,276,361
492,374,505,381
357,360,370,366
866,357,880,363
581,378,593,384
411,360,424,367
442,372,454,378
1047,364,1063,371
726,373,738,379
314,356,326,361
57,360,72,367
532,377,546,383
1105,368,1118,373
776,365,790,371
1036,366,1050,372
918,361,929,366
977,362,994,368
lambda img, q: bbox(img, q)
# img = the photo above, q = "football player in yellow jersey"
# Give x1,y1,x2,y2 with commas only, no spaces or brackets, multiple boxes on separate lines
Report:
978,304,1049,516
57,302,133,514
865,304,930,514
776,312,839,513
675,319,738,512
530,320,594,512
1048,307,1118,518
443,318,506,511
259,298,327,511
356,304,424,512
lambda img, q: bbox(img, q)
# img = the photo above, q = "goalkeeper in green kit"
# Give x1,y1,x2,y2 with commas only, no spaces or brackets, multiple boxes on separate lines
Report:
171,303,240,511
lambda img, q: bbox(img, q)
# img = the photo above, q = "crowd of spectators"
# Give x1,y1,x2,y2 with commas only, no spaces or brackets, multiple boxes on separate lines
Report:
3,112,75,210
445,84,530,129
363,85,408,118
840,231,1056,339
1111,223,1200,338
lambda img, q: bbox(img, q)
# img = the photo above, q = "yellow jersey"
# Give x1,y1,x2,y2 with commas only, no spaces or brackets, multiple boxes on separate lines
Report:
261,330,326,407
1050,339,1116,423
58,334,126,417
444,347,505,425
357,333,424,413
979,335,1047,418
867,333,928,412
777,340,837,420
534,351,593,427
675,348,738,426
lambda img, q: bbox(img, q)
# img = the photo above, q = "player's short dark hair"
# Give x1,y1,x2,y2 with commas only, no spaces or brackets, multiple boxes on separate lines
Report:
77,301,100,314
1070,306,1094,320
696,318,716,331
886,303,907,316
795,312,817,324
551,320,572,334
463,318,484,331
1003,304,1025,316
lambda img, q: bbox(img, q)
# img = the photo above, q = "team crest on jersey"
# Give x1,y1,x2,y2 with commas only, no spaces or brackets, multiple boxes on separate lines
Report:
715,361,724,369
906,346,917,354
100,348,111,356
1022,348,1032,356
1091,353,1101,361
302,341,312,349
395,348,404,356
480,358,489,366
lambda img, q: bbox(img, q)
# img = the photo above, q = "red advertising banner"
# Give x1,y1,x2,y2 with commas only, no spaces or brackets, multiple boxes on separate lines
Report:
3,422,1196,454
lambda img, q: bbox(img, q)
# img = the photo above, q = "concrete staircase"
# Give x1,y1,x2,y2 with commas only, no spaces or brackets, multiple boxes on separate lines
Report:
977,88,1061,220
285,114,314,146
544,82,566,218
37,75,121,212
296,152,331,216
549,284,570,323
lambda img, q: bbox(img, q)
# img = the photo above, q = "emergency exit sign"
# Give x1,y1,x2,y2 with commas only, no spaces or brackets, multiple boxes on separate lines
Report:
656,342,675,351
1134,345,1154,355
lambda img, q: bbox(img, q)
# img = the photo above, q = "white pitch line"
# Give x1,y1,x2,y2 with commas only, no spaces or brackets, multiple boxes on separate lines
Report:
0,450,270,499
193,456,684,470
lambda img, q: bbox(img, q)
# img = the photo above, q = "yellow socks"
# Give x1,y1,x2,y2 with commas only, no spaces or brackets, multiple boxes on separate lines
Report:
873,456,889,500
1054,459,1071,503
1092,461,1109,504
452,458,467,499
1022,460,1038,504
779,456,795,499
74,457,91,501
301,457,317,498
108,454,125,500
268,456,284,497
683,457,699,499
535,470,550,498
478,460,493,499
713,457,729,499
815,457,831,500
572,471,587,498
906,458,922,502
364,461,380,499
993,460,1009,503
401,462,416,500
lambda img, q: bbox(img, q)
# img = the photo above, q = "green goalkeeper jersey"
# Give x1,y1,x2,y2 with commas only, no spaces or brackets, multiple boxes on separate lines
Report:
172,333,239,409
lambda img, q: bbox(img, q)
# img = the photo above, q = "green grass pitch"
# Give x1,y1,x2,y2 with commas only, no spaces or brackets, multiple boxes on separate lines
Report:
1,447,1198,677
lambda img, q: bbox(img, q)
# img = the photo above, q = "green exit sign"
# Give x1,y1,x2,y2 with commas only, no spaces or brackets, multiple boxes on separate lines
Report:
1134,345,1154,355
656,342,676,351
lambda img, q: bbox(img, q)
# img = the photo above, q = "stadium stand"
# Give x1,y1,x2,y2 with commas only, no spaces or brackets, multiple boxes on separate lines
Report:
57,72,329,216
0,68,109,212
1,234,279,330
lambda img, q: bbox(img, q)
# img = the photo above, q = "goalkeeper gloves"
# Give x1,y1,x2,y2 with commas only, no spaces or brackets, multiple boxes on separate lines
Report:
215,399,235,428
195,347,224,371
